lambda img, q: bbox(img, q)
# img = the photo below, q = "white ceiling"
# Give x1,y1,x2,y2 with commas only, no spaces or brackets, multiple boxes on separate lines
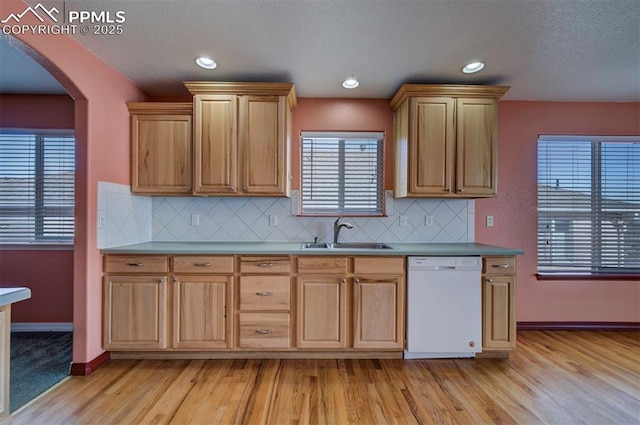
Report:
2,0,639,101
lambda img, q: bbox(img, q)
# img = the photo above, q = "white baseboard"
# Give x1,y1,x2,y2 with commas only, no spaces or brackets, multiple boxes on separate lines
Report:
11,322,73,332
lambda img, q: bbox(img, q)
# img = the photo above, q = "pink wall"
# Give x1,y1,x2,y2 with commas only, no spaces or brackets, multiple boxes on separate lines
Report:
477,101,640,323
1,0,147,365
0,94,75,323
292,98,394,190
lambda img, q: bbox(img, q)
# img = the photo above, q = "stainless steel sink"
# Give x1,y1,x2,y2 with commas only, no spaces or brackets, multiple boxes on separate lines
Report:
300,242,396,250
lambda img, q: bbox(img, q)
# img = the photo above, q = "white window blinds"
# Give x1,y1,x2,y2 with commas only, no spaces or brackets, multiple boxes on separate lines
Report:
537,136,640,275
301,132,384,215
0,131,75,243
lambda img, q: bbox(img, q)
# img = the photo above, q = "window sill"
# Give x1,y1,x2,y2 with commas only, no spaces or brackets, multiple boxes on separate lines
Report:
536,273,640,281
0,243,73,251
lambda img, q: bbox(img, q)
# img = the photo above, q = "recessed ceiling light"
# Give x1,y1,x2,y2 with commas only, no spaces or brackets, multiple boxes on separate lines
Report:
462,61,485,74
195,57,217,70
342,77,359,89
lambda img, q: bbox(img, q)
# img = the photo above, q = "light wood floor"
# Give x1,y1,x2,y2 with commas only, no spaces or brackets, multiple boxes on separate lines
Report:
4,331,639,425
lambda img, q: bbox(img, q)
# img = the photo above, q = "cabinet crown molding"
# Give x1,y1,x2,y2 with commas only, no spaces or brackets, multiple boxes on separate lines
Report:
183,81,297,109
127,102,193,114
390,84,510,111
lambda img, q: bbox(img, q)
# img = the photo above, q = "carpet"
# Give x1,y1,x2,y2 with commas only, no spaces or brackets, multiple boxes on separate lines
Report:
10,332,73,413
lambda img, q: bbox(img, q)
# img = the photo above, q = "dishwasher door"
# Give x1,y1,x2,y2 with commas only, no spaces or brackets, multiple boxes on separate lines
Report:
405,256,482,359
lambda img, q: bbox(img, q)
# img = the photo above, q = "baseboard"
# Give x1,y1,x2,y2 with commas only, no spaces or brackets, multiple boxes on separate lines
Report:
11,322,73,332
517,321,640,331
70,351,111,376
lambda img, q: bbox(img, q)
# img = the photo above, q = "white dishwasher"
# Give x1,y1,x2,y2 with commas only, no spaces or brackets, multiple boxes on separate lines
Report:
405,256,482,359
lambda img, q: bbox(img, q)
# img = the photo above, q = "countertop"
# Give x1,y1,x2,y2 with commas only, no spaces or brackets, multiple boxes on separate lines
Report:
101,242,523,256
0,287,32,307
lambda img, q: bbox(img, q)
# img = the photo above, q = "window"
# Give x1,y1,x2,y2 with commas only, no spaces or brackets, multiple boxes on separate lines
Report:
537,136,640,275
0,130,75,243
300,131,384,215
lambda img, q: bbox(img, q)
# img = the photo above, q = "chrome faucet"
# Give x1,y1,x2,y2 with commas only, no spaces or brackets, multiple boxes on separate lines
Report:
333,217,354,244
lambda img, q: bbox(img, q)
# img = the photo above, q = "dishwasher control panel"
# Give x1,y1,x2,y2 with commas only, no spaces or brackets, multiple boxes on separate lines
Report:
408,256,482,271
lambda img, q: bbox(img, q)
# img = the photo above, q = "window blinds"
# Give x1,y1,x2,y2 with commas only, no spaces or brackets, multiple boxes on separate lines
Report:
0,132,75,242
301,132,384,215
537,137,640,274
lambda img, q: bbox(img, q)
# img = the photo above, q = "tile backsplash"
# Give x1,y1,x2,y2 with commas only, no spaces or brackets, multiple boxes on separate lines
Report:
98,182,474,247
97,182,152,248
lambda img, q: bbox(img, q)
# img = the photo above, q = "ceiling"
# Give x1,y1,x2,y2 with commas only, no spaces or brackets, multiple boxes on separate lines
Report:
1,0,639,101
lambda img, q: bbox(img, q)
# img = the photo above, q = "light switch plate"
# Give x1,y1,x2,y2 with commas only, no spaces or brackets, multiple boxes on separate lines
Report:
425,215,433,227
399,215,408,227
191,214,200,226
269,214,278,226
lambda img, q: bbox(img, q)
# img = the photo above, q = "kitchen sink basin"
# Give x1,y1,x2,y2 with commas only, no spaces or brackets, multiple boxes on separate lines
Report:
300,242,396,250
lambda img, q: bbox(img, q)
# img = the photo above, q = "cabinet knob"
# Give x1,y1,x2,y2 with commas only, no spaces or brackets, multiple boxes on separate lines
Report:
229,186,235,192
173,277,178,283
159,278,165,283
487,278,493,283
445,188,451,192
458,189,464,193
255,329,273,334
187,187,192,192
354,278,360,283
341,279,346,284
242,186,248,192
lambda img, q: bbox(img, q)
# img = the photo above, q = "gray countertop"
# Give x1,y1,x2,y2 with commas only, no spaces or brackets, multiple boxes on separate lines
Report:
101,242,523,256
0,287,32,307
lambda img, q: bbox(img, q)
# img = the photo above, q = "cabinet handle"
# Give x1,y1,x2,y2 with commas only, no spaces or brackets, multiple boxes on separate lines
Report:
255,329,273,334
127,263,144,267
194,262,211,267
256,262,274,267
354,278,360,283
491,264,511,268
256,291,273,296
242,186,248,192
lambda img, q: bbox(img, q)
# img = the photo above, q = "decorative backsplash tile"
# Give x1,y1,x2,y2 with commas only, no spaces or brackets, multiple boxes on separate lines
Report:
97,183,474,246
151,191,474,243
97,182,152,248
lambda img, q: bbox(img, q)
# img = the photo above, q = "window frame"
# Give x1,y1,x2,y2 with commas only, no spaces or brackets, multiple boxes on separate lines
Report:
0,128,75,246
298,131,386,217
536,135,640,279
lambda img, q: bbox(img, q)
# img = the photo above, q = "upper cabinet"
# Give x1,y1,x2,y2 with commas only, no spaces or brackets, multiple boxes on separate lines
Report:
128,103,193,194
390,85,509,198
185,82,296,197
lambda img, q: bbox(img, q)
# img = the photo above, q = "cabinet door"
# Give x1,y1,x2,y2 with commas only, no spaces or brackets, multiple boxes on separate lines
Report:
131,114,192,194
193,95,238,194
239,95,288,195
104,275,167,350
353,276,404,349
456,98,497,196
173,275,231,349
482,276,516,350
296,277,347,349
409,97,455,195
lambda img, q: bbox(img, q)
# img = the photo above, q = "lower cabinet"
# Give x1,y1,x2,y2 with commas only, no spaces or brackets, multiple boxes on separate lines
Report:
482,256,517,351
353,276,404,349
296,276,347,349
172,275,231,349
103,275,167,350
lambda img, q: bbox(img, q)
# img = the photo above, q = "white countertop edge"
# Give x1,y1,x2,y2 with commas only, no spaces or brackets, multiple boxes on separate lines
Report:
0,288,32,307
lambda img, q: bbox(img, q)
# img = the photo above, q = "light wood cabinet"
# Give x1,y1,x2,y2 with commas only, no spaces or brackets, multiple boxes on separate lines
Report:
128,103,193,195
482,256,517,351
296,276,347,349
186,82,296,197
172,275,231,349
390,85,509,198
103,275,167,350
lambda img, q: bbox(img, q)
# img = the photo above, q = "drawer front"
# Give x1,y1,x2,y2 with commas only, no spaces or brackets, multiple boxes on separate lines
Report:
240,256,290,274
353,257,404,275
240,276,290,310
239,313,291,349
172,255,233,273
297,257,348,274
104,255,168,274
483,257,516,275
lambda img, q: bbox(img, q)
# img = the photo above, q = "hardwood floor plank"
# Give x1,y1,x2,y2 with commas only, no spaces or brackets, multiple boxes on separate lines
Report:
3,331,639,425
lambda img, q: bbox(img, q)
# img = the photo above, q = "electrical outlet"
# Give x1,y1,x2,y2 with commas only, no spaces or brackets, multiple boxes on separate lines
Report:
269,214,278,226
425,215,433,227
399,215,408,227
98,211,107,229
486,215,494,227
191,214,200,226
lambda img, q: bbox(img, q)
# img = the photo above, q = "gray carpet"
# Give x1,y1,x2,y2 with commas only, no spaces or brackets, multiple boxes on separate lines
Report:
10,332,72,412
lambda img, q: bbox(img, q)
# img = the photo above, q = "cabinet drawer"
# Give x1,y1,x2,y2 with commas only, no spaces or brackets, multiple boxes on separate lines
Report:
353,257,404,275
239,313,291,349
297,257,348,274
172,255,233,273
240,276,290,310
483,257,516,275
104,255,168,274
240,256,290,274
